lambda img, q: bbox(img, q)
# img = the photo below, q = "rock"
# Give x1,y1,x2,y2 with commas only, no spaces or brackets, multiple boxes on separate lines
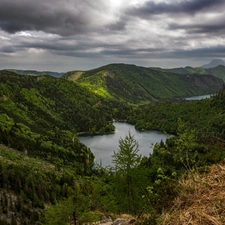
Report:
100,215,113,223
112,218,127,225
85,215,136,225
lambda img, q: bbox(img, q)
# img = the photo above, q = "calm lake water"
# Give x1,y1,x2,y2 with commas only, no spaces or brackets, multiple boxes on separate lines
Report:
184,94,212,100
79,122,169,167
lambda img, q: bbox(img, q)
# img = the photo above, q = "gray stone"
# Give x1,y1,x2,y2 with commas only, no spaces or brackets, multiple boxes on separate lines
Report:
112,218,127,225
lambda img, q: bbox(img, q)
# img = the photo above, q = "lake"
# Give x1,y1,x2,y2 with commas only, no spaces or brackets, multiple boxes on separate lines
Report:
79,122,169,167
184,94,212,100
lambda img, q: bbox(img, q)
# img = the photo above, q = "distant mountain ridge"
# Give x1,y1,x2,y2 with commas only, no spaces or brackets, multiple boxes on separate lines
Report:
156,65,225,81
201,59,225,69
63,63,224,103
6,69,64,78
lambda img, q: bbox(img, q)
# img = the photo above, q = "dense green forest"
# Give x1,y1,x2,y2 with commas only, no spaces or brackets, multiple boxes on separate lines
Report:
128,90,225,137
63,64,223,103
1,68,225,224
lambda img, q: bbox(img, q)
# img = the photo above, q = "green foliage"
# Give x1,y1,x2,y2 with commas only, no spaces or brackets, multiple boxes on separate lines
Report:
112,132,141,172
0,144,77,224
173,118,199,172
64,64,223,103
0,70,117,135
44,197,75,225
128,91,225,138
0,70,131,172
112,133,145,213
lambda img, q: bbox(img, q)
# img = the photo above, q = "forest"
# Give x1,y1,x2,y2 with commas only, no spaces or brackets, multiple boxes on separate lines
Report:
0,68,225,224
63,64,223,103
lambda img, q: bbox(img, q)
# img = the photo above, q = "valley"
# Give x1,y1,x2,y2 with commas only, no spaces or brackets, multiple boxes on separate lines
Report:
0,63,225,224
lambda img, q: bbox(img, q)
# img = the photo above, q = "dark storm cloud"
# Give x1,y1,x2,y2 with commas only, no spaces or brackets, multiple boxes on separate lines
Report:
1,46,15,53
17,35,122,53
0,0,225,71
97,45,225,61
0,0,108,36
159,46,225,59
169,21,225,35
128,0,225,17
19,41,90,52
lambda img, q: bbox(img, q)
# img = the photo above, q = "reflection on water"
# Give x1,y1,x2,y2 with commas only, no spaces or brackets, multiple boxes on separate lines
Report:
79,122,169,167
184,94,211,101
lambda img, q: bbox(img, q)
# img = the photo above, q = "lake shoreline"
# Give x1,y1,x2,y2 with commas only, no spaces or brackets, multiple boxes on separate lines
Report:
79,122,170,167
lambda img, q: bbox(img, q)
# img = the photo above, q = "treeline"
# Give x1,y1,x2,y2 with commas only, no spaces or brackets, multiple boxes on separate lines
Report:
128,88,225,138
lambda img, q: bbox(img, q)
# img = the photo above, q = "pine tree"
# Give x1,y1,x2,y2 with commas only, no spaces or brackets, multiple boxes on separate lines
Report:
112,132,142,213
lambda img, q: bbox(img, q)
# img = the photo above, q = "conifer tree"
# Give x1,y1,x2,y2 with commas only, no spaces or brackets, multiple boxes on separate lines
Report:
112,132,141,213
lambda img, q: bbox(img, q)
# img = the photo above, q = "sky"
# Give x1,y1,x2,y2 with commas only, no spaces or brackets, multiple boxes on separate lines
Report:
0,0,225,72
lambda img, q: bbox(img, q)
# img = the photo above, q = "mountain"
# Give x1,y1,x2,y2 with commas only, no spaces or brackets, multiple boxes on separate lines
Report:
201,59,225,69
161,66,207,75
155,65,225,82
0,70,124,135
205,65,225,81
6,69,64,77
63,63,224,103
0,69,128,172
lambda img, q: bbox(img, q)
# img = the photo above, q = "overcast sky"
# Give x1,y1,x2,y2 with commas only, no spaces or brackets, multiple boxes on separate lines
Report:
0,0,225,72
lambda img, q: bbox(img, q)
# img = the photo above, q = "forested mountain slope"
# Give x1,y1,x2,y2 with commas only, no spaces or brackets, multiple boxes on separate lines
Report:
63,64,224,103
155,65,225,81
0,70,131,172
0,70,128,224
128,88,225,138
0,70,123,134
0,144,78,224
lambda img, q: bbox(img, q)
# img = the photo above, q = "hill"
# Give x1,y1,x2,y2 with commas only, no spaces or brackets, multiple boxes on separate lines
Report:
0,70,123,134
0,70,132,173
63,64,224,103
201,59,225,69
157,65,225,81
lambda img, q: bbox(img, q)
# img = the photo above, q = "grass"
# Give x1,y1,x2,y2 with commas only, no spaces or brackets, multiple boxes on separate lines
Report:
0,144,71,174
158,162,225,225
